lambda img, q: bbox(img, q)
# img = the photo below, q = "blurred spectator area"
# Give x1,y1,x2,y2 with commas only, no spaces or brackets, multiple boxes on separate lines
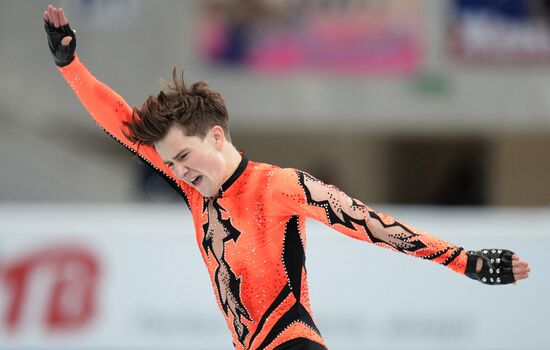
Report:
1,0,550,205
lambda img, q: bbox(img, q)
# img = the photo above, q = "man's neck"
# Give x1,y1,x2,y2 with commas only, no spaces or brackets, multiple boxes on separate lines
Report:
221,145,243,185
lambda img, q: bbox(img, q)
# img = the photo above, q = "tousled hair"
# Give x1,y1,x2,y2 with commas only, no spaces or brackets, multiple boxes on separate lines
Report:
123,69,230,145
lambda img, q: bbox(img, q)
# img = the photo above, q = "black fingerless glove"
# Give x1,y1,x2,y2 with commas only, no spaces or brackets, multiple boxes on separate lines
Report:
44,20,76,67
465,249,515,285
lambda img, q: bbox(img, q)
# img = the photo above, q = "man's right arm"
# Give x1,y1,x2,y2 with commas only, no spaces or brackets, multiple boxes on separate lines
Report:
44,5,196,206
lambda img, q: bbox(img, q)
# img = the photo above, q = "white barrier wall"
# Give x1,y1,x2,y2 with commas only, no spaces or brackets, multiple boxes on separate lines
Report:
0,204,548,350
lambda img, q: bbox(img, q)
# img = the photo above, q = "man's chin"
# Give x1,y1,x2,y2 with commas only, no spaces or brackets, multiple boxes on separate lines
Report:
197,187,218,198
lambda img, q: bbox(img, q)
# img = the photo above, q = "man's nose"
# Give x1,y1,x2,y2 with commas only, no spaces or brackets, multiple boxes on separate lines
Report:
173,163,188,180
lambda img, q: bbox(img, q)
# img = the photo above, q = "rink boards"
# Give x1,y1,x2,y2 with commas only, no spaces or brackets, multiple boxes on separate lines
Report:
0,204,548,350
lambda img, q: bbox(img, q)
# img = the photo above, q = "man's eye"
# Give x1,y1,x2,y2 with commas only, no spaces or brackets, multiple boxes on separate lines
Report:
179,153,188,160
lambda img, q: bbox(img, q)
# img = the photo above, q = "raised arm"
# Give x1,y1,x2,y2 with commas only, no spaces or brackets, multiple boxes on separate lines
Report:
43,5,196,206
270,168,530,285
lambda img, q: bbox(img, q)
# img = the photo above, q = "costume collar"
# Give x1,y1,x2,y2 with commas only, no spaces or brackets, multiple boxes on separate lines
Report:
219,153,248,195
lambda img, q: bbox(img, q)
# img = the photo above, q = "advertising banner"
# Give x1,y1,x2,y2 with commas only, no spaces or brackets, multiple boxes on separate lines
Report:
1,204,548,349
450,0,550,63
198,0,423,75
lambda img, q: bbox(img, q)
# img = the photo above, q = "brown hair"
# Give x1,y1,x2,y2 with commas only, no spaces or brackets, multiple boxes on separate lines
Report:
123,69,230,145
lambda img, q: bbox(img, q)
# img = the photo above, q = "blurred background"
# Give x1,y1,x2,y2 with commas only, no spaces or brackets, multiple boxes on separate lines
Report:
0,0,549,349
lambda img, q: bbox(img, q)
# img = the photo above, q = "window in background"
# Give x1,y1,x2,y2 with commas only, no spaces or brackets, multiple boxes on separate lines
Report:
386,137,489,205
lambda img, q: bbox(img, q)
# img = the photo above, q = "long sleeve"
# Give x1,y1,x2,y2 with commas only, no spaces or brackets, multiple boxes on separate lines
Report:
58,54,196,206
270,168,468,275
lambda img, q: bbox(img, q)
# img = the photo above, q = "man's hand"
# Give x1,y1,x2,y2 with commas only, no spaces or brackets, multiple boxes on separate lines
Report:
465,249,531,285
43,5,76,67
509,254,530,282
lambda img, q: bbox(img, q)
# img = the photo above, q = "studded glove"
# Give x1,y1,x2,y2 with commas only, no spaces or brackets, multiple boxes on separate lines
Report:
44,19,76,67
465,249,515,285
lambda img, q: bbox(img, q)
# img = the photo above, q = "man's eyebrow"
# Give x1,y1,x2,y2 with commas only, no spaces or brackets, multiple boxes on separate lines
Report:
163,148,189,164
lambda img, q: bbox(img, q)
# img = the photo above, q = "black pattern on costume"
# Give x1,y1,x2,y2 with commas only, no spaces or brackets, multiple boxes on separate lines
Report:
202,198,252,345
249,216,322,350
296,171,428,253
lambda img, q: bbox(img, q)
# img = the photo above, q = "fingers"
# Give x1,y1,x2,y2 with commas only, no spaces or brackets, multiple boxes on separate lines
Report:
513,265,530,274
47,5,57,27
47,5,53,20
512,261,528,267
46,5,67,28
514,273,529,282
53,7,61,28
59,7,69,26
512,257,529,268
511,255,530,282
46,5,53,24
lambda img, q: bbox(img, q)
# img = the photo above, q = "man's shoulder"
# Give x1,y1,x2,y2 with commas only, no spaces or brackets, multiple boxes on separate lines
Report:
246,162,304,197
247,160,298,179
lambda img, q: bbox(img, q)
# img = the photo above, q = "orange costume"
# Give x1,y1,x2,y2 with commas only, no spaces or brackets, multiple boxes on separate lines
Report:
59,55,469,350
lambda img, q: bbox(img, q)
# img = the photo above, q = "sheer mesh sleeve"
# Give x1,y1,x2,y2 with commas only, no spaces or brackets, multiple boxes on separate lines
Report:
270,168,468,275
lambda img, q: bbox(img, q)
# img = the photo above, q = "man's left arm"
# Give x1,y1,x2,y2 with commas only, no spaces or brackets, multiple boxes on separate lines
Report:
270,168,530,285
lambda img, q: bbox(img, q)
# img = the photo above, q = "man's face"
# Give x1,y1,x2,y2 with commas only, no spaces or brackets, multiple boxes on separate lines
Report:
155,125,226,197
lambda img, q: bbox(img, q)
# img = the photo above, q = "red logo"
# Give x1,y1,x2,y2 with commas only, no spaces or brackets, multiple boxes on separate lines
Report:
1,245,100,332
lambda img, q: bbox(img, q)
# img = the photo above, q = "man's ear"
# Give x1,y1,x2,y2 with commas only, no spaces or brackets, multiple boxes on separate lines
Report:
209,125,225,149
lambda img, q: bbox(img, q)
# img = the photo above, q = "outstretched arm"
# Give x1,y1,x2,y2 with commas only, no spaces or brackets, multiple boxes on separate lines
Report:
43,5,196,206
271,168,530,285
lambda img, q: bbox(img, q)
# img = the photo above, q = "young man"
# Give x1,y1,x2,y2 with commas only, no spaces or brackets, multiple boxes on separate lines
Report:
44,5,530,350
